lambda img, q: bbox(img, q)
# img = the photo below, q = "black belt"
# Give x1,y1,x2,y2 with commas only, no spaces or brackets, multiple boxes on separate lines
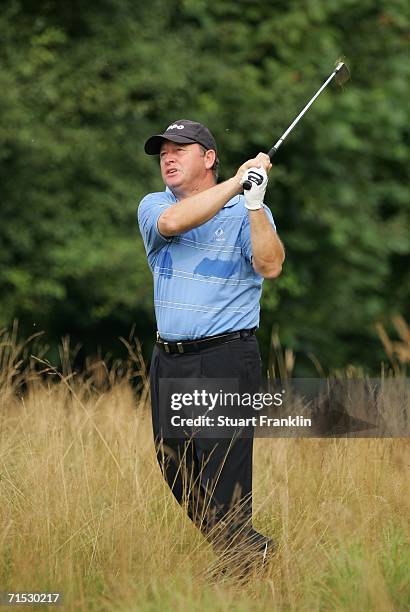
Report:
156,328,256,354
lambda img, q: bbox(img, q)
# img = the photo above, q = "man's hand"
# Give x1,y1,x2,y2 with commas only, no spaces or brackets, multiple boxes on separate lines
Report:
157,152,272,238
234,152,272,186
234,154,284,279
240,167,268,210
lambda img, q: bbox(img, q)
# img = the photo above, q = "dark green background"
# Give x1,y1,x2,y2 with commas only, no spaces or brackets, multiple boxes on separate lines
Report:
1,0,408,374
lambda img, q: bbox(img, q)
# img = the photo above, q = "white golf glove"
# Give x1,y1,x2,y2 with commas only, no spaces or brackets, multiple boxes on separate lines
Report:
240,166,268,210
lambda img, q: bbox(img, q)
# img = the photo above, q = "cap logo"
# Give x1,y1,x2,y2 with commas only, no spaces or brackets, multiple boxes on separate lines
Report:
167,124,184,130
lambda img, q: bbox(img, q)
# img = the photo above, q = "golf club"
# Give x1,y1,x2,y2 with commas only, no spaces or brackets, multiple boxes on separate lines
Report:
243,61,350,190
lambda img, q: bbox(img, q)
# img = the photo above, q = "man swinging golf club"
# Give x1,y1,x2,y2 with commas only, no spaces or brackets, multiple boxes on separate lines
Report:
138,119,284,573
138,61,349,575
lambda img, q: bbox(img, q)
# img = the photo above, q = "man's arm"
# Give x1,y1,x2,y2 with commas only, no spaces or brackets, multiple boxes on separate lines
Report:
158,153,271,237
248,209,285,278
158,178,240,237
239,160,285,279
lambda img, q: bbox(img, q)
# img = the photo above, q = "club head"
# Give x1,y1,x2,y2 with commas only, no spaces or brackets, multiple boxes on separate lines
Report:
334,62,350,86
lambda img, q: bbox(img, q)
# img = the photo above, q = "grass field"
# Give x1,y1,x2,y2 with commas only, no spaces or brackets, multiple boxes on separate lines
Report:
0,332,409,611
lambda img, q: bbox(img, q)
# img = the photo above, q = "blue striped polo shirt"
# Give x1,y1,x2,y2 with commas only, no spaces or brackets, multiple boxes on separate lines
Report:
137,189,276,340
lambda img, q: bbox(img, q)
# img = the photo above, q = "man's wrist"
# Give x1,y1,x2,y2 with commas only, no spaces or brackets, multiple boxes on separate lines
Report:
228,176,243,195
245,201,263,211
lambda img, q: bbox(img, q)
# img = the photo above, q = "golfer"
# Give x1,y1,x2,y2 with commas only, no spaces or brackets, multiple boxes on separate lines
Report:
138,119,285,570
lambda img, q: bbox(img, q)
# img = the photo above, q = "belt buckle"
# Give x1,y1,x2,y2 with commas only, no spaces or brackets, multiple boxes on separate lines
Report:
177,342,184,354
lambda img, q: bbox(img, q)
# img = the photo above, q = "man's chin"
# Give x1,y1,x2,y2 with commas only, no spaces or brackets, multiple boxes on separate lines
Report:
165,177,183,191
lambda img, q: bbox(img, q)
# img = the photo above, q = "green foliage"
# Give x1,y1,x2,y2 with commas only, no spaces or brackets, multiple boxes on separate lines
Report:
0,0,408,371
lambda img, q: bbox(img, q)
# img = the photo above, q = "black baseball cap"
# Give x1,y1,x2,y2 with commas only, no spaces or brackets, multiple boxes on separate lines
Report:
144,119,217,155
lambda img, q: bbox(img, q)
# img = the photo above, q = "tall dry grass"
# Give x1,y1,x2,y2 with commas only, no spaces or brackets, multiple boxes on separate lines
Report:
0,326,409,611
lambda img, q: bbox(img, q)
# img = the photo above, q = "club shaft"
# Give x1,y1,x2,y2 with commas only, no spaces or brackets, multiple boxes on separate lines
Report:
269,69,338,157
244,63,348,185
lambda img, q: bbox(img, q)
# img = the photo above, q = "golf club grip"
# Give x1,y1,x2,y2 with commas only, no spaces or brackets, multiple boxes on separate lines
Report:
268,146,279,160
243,146,278,190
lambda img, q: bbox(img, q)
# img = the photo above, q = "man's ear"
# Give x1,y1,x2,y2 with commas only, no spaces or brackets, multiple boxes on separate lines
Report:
204,149,216,170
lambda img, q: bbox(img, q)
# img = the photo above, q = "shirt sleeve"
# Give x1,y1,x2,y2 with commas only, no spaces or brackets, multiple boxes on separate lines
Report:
137,192,173,261
240,203,277,264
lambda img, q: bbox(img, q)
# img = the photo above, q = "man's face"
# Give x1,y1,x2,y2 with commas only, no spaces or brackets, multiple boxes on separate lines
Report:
159,140,211,192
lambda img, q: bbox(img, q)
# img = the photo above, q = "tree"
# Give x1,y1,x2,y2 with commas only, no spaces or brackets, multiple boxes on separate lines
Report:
0,0,408,372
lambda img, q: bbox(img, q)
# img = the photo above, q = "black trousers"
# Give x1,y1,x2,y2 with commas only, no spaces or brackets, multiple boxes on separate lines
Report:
149,334,264,551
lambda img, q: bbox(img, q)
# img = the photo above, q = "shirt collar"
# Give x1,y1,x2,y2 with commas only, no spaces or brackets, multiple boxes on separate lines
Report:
223,195,240,208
